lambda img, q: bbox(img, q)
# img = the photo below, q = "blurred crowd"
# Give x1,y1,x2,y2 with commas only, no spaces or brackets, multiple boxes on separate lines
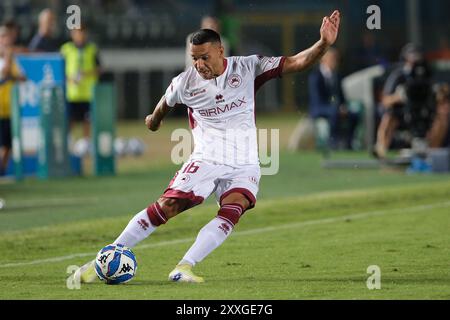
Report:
0,8,101,176
1,2,450,176
372,44,449,158
307,38,450,156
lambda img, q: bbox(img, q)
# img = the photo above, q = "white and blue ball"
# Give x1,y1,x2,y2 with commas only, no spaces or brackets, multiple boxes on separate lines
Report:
94,243,137,285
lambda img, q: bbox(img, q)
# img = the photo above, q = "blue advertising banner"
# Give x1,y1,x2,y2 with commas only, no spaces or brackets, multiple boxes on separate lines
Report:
14,54,66,175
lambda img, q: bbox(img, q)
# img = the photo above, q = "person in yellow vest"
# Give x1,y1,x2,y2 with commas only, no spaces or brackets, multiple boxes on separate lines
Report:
0,26,26,176
60,24,101,139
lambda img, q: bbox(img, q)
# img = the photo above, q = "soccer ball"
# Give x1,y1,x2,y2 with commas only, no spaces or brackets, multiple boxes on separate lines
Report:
94,243,137,285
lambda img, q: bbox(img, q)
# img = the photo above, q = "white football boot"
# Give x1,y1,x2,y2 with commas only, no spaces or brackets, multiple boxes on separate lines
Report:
168,264,204,283
69,259,98,284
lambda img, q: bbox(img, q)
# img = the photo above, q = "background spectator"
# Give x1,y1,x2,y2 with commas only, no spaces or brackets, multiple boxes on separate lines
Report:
374,43,434,158
308,48,359,150
3,19,29,54
28,8,59,52
0,25,25,176
60,24,101,139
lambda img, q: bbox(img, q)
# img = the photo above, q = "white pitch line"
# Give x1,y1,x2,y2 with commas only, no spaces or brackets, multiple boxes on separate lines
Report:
1,201,449,269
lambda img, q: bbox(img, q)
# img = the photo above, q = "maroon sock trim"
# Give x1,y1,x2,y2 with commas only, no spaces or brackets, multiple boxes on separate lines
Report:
146,202,167,226
217,203,244,226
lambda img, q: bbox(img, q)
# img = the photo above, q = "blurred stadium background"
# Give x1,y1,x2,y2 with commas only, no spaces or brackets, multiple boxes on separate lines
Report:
1,2,446,104
1,0,450,176
0,0,449,300
1,0,449,112
0,1,447,107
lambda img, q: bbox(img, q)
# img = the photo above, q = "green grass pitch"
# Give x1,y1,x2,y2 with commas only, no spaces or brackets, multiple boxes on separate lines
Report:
0,118,449,300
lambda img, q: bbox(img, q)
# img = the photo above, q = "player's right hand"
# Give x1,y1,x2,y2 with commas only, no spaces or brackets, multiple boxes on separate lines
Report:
145,114,161,131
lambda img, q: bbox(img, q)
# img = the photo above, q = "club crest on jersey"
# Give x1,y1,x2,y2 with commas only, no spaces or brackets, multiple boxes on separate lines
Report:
227,74,242,88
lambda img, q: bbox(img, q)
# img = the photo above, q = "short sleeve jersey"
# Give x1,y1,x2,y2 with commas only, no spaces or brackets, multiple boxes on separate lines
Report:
165,55,285,167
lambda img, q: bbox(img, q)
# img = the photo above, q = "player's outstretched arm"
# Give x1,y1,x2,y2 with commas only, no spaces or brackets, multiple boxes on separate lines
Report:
282,10,340,75
145,95,171,131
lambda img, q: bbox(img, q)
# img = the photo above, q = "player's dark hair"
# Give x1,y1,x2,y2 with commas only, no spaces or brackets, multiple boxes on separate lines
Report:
190,29,221,45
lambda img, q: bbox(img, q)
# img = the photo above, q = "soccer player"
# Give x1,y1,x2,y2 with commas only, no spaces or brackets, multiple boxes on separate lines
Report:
73,10,340,283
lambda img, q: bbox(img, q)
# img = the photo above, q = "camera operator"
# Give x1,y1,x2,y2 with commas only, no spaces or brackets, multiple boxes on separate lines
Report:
374,43,434,158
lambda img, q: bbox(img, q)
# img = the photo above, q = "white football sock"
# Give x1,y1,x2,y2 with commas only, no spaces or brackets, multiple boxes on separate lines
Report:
113,208,156,248
180,217,233,266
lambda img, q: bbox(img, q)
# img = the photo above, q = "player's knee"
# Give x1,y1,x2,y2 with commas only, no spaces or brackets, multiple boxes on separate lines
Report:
221,193,250,210
217,203,246,227
157,197,188,219
146,198,181,226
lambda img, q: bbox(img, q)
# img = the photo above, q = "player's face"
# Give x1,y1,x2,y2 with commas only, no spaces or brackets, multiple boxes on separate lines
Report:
190,42,224,80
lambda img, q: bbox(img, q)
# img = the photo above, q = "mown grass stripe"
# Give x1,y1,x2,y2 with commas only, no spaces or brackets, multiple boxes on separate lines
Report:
1,200,449,269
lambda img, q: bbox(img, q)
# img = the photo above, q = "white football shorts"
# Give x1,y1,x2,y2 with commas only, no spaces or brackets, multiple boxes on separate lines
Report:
162,159,261,210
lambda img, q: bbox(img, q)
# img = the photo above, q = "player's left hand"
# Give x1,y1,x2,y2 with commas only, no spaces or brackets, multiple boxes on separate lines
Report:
320,10,340,46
